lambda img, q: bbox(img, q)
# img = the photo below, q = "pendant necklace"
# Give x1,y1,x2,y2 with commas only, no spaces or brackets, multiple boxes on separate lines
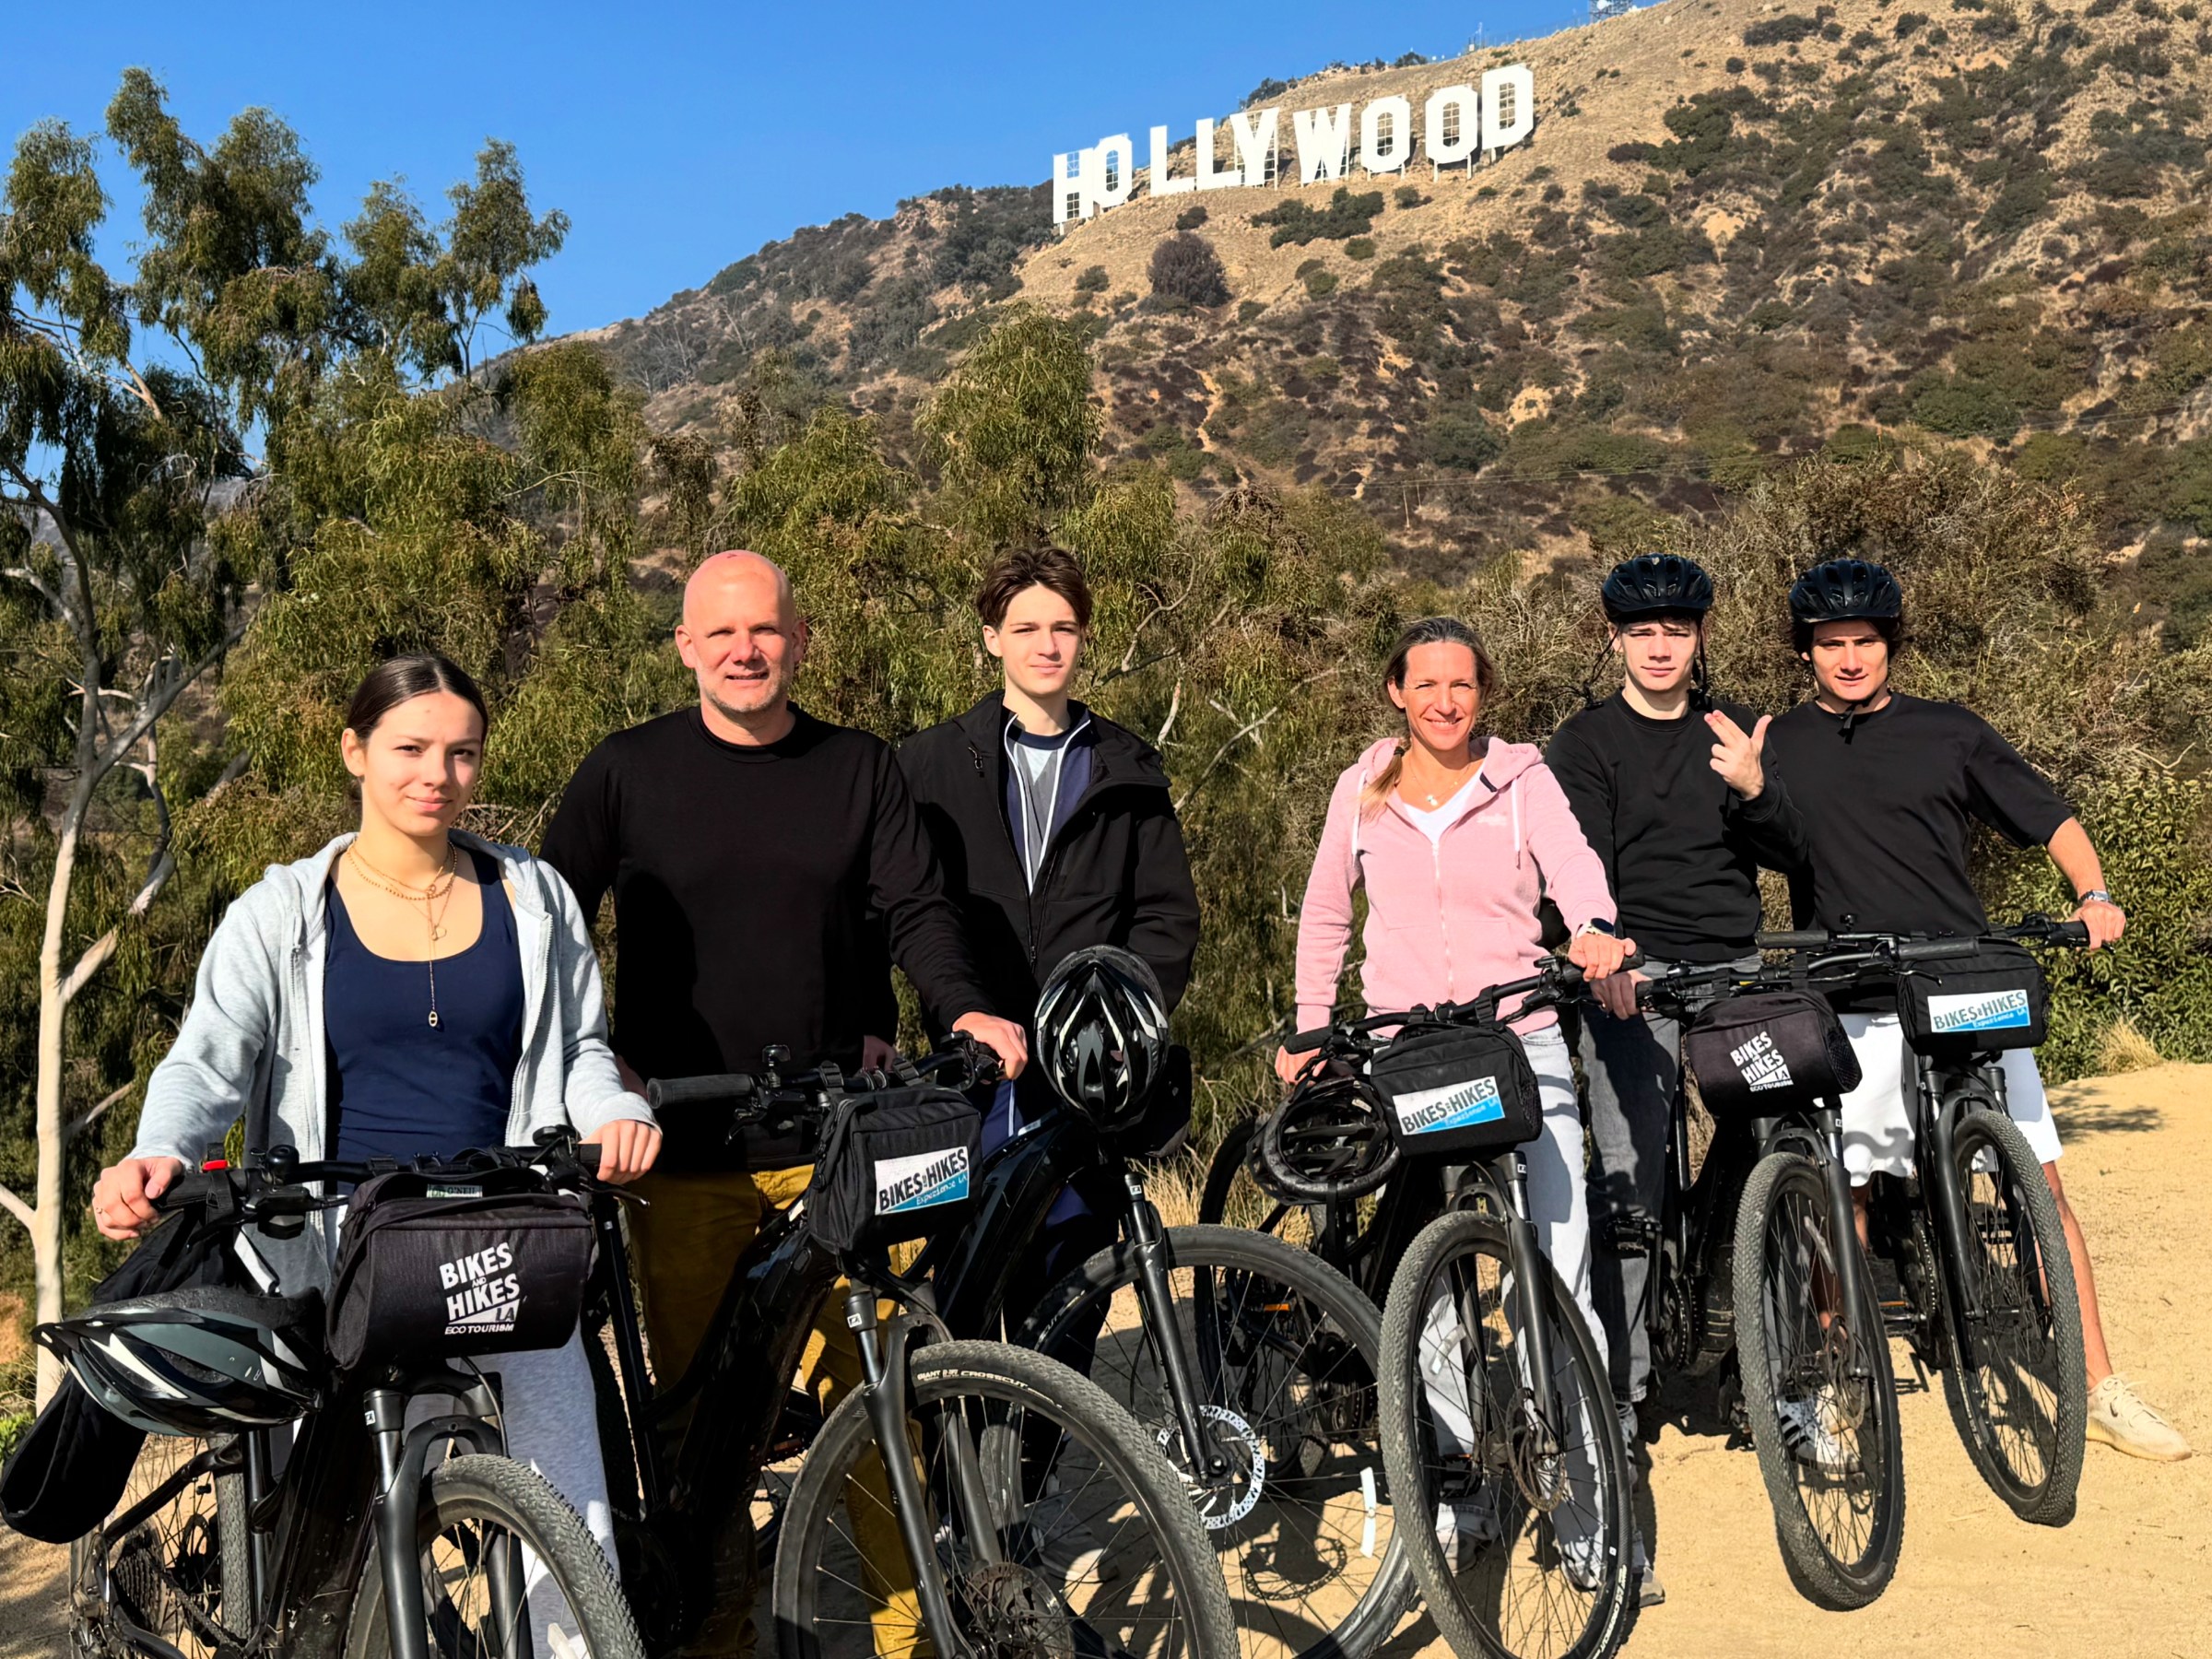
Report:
347,840,458,1029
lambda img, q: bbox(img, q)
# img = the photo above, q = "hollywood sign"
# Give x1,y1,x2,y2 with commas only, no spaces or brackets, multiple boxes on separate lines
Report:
1052,65,1537,226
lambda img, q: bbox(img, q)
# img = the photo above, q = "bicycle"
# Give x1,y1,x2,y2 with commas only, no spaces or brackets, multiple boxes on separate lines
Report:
583,1044,1238,1659
1276,958,1637,1659
49,1139,642,1659
1756,917,2090,1527
917,1075,1407,1659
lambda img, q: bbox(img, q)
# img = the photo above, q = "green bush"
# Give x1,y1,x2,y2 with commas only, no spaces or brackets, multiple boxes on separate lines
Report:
1074,265,1109,293
1303,267,1339,298
1252,187,1386,247
1174,204,1209,230
1345,237,1377,261
1743,13,1822,44
1423,406,1505,472
0,1411,31,1465
1991,770,2212,1081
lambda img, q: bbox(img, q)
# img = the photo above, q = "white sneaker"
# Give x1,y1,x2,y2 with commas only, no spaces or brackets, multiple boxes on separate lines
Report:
1559,1532,1606,1594
1776,1388,1859,1474
2087,1375,2192,1463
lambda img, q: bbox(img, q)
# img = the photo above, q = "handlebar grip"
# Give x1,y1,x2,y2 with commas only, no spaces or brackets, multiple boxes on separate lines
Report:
2046,920,2091,947
1897,936,1981,962
647,1074,756,1110
148,1168,226,1213
573,1144,602,1174
1284,1028,1331,1055
1757,930,1831,949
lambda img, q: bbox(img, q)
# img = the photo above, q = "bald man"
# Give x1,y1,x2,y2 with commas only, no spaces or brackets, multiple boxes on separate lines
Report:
543,550,1025,1655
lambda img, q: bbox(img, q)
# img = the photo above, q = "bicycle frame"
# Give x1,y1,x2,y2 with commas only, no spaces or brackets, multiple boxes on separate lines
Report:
1903,1050,2015,1374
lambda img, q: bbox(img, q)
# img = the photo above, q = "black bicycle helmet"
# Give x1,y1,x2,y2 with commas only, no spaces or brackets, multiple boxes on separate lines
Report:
1601,554,1714,623
39,1288,323,1438
1033,946,1171,1133
1788,558,1903,627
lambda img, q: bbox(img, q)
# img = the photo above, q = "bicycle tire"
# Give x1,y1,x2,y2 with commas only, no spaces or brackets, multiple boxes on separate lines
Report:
1733,1151,1905,1610
1376,1210,1636,1659
70,1433,252,1658
344,1453,645,1659
772,1338,1238,1659
1937,1108,2086,1525
1019,1223,1412,1659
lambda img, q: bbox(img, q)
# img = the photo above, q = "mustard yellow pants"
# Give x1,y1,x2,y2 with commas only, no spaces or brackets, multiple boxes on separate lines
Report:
627,1166,924,1658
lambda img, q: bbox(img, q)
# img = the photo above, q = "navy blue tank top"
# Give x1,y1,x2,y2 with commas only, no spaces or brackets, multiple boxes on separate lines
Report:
328,847,524,1164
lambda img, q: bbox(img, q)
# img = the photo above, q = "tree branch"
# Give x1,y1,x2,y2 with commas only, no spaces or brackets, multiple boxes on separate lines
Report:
0,1180,31,1233
67,1084,135,1146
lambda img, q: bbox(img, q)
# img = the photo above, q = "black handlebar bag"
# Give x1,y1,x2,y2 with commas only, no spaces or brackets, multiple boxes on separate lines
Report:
1370,1025,1545,1160
1896,943,2049,1055
806,1086,982,1253
326,1167,593,1374
1685,990,1862,1116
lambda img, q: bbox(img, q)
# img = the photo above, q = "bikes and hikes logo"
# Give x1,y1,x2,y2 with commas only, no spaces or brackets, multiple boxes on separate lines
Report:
874,1146,973,1215
1730,1030,1794,1094
439,1243,524,1336
1393,1075,1506,1135
1928,990,2033,1034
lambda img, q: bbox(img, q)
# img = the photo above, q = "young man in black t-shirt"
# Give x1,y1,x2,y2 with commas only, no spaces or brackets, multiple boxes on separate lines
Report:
1767,558,2187,1464
1548,554,1811,1603
543,550,1032,1653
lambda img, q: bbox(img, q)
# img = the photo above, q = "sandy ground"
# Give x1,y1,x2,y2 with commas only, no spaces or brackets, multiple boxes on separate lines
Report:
7,1062,2208,1658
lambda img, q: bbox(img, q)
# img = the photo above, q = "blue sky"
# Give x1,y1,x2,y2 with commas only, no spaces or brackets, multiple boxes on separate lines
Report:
7,0,1587,340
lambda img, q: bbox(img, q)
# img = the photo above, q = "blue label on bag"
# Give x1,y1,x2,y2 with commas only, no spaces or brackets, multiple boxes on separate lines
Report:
1928,990,2032,1033
874,1147,972,1215
1392,1076,1505,1136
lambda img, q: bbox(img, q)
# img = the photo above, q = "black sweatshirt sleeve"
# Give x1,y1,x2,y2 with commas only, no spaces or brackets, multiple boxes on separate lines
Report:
1127,797,1203,1012
865,745,994,1023
1727,728,1814,876
1543,722,1618,898
538,741,618,921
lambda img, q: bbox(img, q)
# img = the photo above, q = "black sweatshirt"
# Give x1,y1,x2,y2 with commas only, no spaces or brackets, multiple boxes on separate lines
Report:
1766,694,2074,941
1546,694,1809,962
541,706,990,1166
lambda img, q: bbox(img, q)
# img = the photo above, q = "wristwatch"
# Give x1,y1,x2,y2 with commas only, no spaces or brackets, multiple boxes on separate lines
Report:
1576,918,1618,938
2077,888,2118,908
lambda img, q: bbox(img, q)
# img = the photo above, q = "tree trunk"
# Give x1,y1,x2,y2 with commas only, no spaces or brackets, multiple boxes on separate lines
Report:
31,801,83,1407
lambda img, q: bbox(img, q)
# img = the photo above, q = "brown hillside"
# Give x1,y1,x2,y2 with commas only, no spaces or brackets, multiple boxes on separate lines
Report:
593,0,2212,613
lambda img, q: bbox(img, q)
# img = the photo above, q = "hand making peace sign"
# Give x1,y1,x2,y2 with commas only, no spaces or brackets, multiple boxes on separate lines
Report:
1705,709,1770,799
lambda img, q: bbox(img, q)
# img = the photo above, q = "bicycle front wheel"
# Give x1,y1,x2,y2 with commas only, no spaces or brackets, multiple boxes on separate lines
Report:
345,1454,645,1659
1938,1108,2086,1524
1376,1210,1635,1659
1733,1151,1905,1609
1022,1223,1410,1659
772,1338,1237,1659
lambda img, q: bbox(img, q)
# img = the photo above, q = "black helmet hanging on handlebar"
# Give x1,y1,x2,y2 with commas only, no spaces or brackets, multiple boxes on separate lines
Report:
40,1287,324,1437
1601,554,1714,623
1034,946,1171,1133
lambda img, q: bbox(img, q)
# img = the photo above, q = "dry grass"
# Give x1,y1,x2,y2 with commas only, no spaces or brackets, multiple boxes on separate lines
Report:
2095,1016,2164,1077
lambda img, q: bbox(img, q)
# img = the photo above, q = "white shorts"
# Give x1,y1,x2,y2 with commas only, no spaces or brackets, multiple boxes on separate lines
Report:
1838,1012,2064,1185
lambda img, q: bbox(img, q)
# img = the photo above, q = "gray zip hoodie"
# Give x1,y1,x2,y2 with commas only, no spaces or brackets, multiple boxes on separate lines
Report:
131,830,653,1293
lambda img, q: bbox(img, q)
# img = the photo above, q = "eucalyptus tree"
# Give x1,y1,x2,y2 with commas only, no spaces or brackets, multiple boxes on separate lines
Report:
1,73,567,1397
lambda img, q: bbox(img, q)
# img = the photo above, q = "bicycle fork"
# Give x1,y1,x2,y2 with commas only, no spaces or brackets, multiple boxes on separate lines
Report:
365,1383,518,1659
1809,1107,1882,1380
847,1288,993,1659
1915,1059,1992,1373
1498,1158,1561,1449
1123,1173,1231,1478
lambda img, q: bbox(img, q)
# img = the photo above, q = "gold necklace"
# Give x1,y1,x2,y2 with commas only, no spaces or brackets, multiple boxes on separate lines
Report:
347,841,457,1029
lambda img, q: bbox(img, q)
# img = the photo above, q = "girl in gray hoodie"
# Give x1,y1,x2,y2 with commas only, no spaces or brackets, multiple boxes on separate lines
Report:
89,654,659,1641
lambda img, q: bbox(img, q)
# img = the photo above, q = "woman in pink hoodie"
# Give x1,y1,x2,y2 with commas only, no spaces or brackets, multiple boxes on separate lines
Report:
1279,617,1634,1419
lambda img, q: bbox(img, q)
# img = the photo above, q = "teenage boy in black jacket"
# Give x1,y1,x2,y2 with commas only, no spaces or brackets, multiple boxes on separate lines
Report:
1547,554,1810,1606
899,547,1201,1310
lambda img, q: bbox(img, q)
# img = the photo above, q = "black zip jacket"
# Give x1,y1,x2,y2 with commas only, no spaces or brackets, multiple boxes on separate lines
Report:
897,692,1201,1043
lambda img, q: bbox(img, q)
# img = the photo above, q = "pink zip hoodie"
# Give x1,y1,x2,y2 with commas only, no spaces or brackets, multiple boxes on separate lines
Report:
1294,735,1617,1034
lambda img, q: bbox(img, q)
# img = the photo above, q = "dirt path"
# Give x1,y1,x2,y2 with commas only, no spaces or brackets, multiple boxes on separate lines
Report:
7,1063,2207,1657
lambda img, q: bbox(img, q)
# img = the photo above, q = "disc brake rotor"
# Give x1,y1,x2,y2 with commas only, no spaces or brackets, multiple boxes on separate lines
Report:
1159,1403,1267,1530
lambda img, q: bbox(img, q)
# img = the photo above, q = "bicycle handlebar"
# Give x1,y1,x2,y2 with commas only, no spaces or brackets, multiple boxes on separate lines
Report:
645,1041,1000,1122
152,1138,604,1221
1285,951,1644,1056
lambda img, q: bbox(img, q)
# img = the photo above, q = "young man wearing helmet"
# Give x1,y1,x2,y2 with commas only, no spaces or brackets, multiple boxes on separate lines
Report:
1766,558,2188,1462
898,548,1201,1320
1546,553,1811,1604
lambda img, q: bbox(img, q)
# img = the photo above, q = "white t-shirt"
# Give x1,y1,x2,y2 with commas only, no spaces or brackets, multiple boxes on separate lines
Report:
1398,774,1481,845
